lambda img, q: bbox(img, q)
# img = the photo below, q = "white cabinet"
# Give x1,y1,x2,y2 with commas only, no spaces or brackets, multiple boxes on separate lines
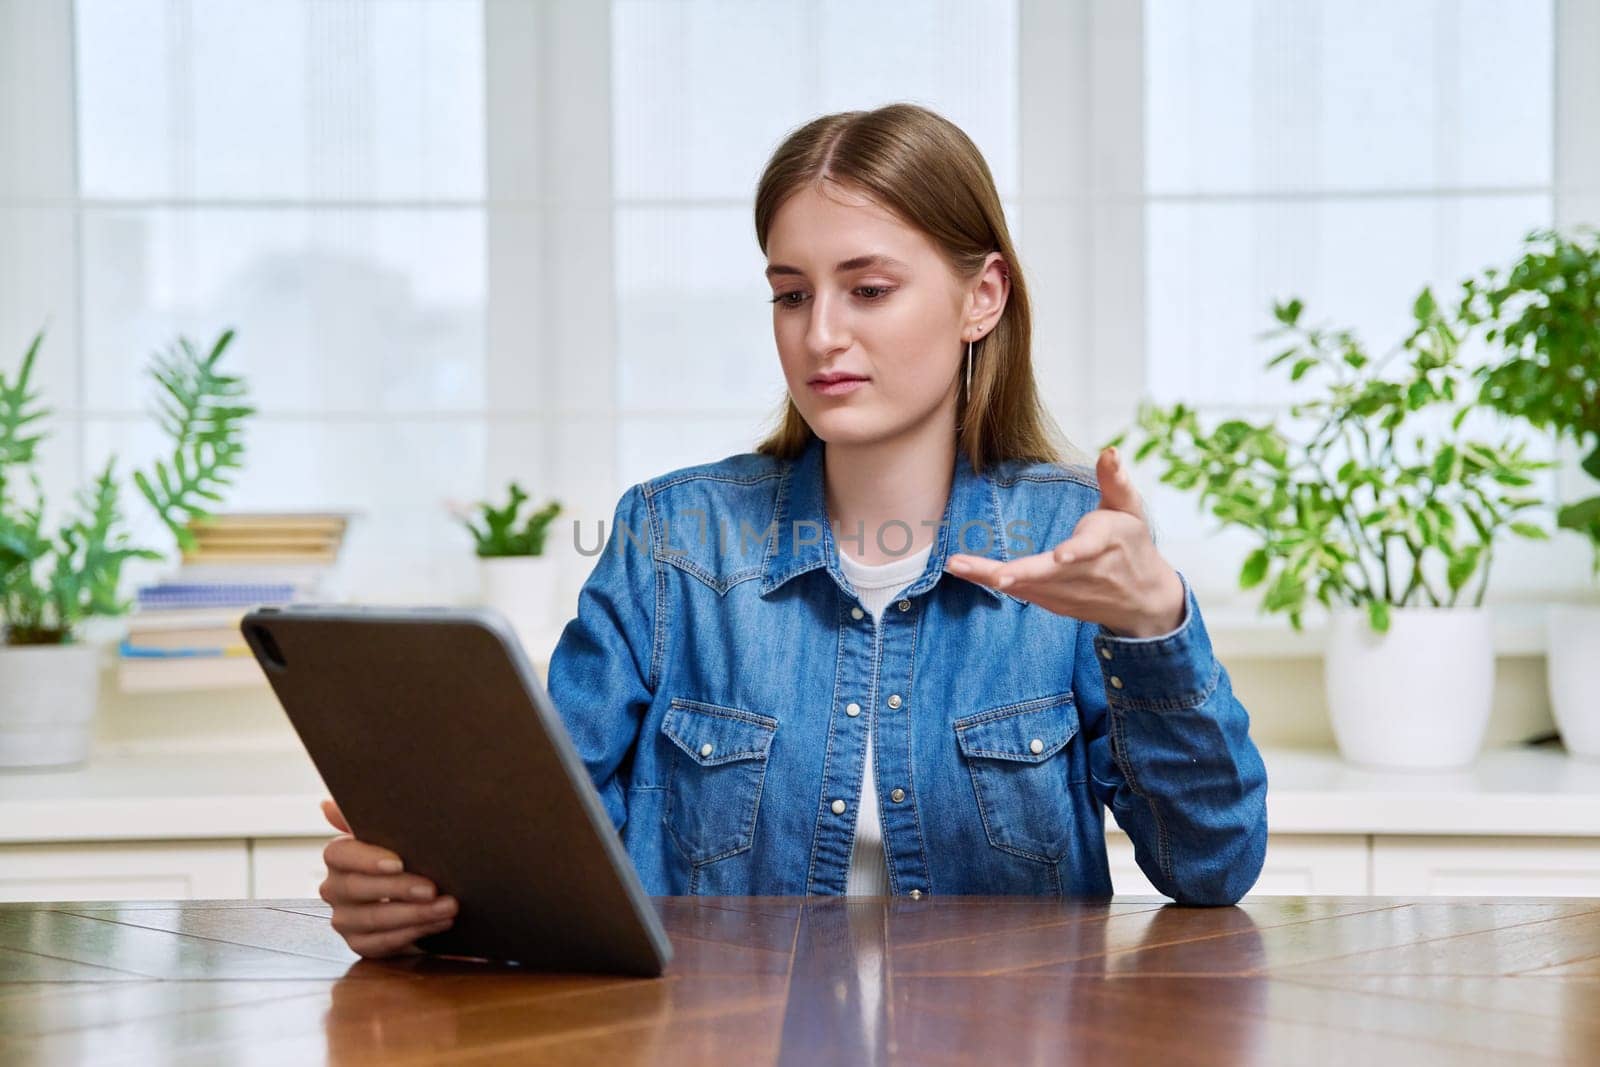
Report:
5,748,1600,902
1107,832,1370,897
0,838,335,904
0,841,249,902
250,837,334,899
8,834,1600,902
1371,836,1600,896
1112,834,1600,899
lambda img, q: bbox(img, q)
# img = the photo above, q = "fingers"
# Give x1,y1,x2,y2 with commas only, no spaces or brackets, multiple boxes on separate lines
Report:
346,916,457,959
947,549,1070,590
317,805,459,960
321,798,351,834
1054,524,1114,565
1095,446,1148,522
949,535,1113,591
944,553,1007,586
326,886,459,959
988,551,1062,589
324,834,405,877
946,485,1143,595
329,895,459,938
322,868,441,905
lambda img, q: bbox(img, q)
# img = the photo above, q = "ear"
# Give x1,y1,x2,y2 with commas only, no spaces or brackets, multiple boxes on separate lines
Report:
965,252,1010,332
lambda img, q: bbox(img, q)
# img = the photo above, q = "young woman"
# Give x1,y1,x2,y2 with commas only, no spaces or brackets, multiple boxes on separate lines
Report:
319,103,1268,959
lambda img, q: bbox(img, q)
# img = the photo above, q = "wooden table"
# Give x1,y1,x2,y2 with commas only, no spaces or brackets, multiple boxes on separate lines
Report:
2,896,1598,1064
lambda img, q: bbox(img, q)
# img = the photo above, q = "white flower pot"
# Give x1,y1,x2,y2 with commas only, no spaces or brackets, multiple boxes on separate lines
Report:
1547,604,1600,760
1324,606,1495,771
478,555,559,655
0,643,102,770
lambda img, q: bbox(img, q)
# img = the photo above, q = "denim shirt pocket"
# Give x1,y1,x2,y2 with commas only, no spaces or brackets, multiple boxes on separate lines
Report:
660,698,779,865
953,692,1081,864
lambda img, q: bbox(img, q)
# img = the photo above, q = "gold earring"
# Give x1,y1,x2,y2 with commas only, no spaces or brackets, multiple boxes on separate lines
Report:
965,339,973,400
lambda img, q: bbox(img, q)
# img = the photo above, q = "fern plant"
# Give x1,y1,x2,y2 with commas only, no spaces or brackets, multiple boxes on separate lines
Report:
460,482,562,558
0,461,162,644
133,329,255,554
0,333,47,492
0,327,254,645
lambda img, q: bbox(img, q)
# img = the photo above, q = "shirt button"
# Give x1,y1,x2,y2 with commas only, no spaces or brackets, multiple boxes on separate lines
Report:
1028,738,1044,755
831,799,847,815
890,787,906,803
845,702,861,718
850,606,865,620
908,889,923,900
699,743,714,758
1100,647,1113,661
897,599,911,612
1110,675,1124,689
886,694,902,709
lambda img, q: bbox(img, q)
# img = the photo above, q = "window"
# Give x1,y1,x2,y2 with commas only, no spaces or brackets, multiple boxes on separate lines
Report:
2,0,1592,613
1137,0,1589,605
609,0,1021,487
45,0,487,602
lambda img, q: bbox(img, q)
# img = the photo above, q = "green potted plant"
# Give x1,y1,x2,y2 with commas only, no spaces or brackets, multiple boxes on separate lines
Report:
0,328,254,769
456,482,563,652
1464,226,1600,758
1112,290,1550,770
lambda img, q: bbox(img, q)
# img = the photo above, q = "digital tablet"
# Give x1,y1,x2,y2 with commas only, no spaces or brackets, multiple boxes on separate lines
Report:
239,604,673,977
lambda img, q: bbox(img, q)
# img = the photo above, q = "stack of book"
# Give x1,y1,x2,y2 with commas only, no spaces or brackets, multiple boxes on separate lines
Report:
117,512,352,693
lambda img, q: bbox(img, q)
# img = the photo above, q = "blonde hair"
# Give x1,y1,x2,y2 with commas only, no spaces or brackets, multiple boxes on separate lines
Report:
752,103,1077,473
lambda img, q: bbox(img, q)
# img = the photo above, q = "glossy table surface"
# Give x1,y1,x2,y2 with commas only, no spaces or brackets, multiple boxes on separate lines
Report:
2,895,1598,1065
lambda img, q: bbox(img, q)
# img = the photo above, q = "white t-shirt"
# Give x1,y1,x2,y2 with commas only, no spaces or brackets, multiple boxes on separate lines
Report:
836,541,933,896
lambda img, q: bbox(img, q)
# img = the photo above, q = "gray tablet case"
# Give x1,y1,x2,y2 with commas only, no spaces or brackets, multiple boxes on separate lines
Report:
239,604,673,977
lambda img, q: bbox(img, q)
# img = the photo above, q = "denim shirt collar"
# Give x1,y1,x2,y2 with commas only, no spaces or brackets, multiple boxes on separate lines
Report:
759,434,1013,602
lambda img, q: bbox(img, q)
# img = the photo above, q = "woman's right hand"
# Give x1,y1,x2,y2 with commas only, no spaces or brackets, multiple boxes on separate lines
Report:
319,798,458,958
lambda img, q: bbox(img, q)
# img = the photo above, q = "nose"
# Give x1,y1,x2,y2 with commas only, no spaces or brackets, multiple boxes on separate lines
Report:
804,290,850,361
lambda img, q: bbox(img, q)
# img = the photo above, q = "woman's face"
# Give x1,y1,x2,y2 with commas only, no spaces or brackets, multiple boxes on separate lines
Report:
764,180,1003,447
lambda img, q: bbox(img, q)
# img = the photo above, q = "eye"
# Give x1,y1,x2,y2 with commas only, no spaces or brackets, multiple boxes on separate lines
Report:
767,286,895,309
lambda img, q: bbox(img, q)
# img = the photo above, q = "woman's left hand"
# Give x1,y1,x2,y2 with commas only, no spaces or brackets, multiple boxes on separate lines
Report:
944,446,1187,638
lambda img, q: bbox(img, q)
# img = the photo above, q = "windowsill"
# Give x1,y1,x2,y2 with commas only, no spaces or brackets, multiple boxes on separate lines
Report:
1109,744,1600,837
91,604,1579,702
4,743,1600,845
1202,601,1579,659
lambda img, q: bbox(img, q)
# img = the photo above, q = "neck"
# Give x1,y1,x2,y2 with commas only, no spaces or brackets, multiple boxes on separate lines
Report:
822,412,957,566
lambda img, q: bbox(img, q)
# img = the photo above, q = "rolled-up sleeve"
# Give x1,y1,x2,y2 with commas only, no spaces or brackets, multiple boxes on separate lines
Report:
1075,570,1269,905
543,482,662,832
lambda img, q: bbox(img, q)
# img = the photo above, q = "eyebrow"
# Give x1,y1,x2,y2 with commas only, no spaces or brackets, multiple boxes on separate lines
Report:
764,254,911,280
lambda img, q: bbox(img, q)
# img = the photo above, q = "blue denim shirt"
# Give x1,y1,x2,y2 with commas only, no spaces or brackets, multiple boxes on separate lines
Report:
545,435,1268,903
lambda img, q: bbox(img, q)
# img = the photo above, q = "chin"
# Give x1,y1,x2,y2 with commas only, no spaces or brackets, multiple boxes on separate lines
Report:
800,408,880,445
807,410,931,450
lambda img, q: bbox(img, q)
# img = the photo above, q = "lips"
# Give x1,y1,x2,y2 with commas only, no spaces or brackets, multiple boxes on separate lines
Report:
809,375,868,397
